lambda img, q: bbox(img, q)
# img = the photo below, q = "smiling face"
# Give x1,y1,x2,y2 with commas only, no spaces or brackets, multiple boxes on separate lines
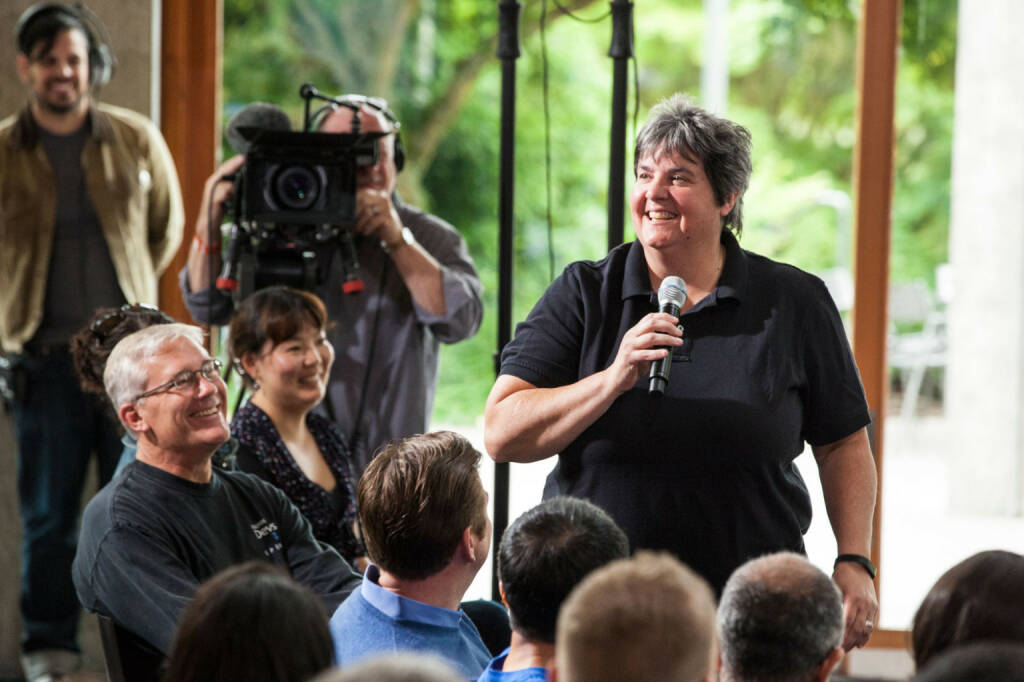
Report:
242,321,334,414
630,147,736,254
17,27,91,117
130,338,230,456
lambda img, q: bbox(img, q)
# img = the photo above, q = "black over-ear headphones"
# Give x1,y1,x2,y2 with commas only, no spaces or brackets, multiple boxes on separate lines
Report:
15,2,116,88
321,94,406,173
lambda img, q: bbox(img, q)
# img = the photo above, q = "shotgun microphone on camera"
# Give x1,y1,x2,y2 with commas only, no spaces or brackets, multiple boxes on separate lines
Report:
225,102,293,155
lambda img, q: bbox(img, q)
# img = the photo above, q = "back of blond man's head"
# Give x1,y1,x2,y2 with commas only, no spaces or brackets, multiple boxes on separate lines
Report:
555,551,717,682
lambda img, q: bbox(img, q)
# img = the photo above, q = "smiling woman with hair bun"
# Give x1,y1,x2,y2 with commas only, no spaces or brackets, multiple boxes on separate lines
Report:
228,286,366,568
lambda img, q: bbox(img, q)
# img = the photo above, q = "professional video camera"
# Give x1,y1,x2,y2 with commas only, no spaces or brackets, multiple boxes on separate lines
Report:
215,84,387,298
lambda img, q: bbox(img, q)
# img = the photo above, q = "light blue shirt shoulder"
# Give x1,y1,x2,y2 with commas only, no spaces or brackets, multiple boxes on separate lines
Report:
330,565,490,679
477,648,549,682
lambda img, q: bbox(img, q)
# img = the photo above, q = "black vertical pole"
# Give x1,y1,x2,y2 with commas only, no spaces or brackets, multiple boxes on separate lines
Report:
607,0,634,251
493,0,521,601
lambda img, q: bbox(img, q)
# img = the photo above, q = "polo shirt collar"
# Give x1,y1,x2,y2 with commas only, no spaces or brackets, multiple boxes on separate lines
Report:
715,229,748,304
360,564,464,629
621,230,749,305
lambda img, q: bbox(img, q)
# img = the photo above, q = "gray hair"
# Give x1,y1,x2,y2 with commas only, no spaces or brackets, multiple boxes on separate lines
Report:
634,93,753,235
103,323,206,423
717,552,844,682
310,653,462,682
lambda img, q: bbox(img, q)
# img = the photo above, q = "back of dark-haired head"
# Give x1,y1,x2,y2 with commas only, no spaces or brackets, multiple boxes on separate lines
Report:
163,561,333,682
911,549,1024,669
71,304,175,395
357,431,486,581
717,552,844,682
633,93,752,235
228,286,328,387
498,496,628,643
912,641,1024,682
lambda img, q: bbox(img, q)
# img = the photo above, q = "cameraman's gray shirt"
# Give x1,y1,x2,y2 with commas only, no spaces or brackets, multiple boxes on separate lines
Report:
180,198,483,473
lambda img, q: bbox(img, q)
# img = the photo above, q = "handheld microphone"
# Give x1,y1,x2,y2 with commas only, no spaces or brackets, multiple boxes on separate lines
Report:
225,102,292,155
649,276,687,395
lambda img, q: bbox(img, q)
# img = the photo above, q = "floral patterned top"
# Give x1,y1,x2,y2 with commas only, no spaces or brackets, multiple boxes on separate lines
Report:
231,401,364,561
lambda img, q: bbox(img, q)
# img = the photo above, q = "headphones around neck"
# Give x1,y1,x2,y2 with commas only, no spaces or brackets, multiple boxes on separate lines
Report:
15,2,116,88
316,94,405,173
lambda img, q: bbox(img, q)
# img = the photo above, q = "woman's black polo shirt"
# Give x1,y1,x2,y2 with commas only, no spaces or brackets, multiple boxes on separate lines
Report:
498,230,870,593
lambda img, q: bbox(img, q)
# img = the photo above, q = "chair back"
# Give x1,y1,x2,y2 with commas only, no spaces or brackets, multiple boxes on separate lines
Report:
96,614,164,682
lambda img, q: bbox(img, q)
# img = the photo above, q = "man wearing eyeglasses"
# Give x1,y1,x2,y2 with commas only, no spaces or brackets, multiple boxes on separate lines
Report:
71,323,361,659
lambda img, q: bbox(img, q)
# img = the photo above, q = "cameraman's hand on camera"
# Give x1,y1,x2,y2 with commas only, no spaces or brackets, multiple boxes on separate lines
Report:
198,155,246,244
188,155,246,293
354,187,402,245
355,187,447,315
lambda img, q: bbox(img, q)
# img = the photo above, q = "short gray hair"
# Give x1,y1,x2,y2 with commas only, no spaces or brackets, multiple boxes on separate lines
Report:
717,552,844,682
634,93,752,235
104,323,206,423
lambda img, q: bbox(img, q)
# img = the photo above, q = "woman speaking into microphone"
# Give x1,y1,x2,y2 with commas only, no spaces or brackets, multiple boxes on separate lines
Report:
484,94,878,650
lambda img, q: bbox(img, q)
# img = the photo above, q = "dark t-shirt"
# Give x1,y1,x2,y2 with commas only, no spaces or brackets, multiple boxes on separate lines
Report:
72,459,361,653
499,231,870,593
35,125,123,345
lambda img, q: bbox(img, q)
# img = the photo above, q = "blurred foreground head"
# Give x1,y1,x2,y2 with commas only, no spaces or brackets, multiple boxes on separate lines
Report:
555,551,716,682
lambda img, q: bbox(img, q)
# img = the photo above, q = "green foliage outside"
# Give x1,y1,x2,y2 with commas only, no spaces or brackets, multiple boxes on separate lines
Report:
222,0,957,427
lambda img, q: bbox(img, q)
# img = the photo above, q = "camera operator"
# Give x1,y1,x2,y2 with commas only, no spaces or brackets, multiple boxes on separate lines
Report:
180,96,483,473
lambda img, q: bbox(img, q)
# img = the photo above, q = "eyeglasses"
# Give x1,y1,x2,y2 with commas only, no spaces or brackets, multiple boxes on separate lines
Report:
133,359,223,402
90,303,167,337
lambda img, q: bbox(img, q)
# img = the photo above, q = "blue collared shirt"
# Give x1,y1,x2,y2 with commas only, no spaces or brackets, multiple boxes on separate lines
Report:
477,648,549,681
329,565,491,679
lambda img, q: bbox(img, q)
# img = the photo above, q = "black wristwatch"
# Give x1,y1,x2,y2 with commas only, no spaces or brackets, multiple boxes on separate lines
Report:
835,553,877,579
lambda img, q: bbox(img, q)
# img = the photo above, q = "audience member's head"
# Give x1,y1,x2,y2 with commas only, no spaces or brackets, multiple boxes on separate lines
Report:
71,303,174,395
103,324,229,458
500,496,628,643
911,549,1024,669
311,653,462,682
163,561,333,682
228,285,330,389
554,551,716,682
358,431,489,581
912,641,1024,682
103,323,205,417
717,552,844,682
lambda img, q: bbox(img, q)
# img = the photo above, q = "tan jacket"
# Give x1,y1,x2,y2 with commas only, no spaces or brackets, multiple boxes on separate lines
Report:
0,103,183,352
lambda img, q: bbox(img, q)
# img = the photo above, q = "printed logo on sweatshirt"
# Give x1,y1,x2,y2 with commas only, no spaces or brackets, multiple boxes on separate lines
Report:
251,518,283,557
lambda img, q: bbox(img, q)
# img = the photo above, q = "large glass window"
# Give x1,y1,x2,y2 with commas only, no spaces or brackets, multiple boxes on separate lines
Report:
879,0,1024,633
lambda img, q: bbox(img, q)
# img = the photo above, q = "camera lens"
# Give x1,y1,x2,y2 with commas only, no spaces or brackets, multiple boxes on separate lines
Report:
273,165,320,210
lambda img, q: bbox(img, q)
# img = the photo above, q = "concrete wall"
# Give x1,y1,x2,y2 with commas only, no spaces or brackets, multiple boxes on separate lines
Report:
946,0,1024,515
0,3,157,676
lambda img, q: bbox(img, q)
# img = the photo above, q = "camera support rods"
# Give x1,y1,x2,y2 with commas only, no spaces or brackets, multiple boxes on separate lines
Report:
492,0,521,602
608,0,635,251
